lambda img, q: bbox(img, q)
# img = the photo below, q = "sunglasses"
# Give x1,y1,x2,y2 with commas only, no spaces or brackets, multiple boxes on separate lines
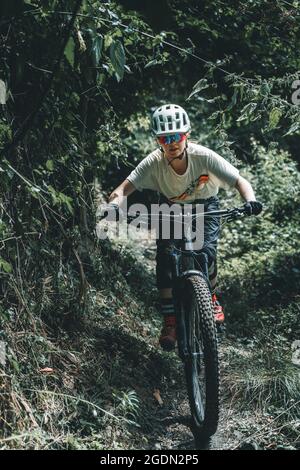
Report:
158,133,187,145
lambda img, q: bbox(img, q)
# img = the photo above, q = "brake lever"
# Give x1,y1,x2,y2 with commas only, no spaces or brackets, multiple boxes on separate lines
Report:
225,208,245,222
226,215,237,223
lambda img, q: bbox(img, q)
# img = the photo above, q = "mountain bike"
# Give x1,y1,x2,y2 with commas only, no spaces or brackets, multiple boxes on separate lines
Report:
97,205,248,443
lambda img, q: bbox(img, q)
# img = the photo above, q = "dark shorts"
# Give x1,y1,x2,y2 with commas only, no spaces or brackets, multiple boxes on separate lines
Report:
155,196,220,289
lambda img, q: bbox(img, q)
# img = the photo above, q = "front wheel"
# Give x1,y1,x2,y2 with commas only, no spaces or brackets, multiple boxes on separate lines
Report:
181,275,219,442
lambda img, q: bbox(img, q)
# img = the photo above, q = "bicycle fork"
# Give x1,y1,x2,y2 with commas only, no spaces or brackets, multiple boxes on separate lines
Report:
171,251,210,362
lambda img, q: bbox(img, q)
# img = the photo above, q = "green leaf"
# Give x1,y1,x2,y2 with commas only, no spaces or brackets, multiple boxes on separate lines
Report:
59,193,74,215
11,359,20,373
268,108,282,129
27,186,41,199
47,185,59,205
283,122,300,136
208,110,223,121
227,88,238,111
260,81,271,95
144,59,159,68
104,34,113,50
110,40,126,81
64,37,75,68
236,102,257,122
0,258,12,273
24,0,39,5
92,36,103,67
107,9,119,21
187,78,209,101
0,80,7,104
46,159,54,171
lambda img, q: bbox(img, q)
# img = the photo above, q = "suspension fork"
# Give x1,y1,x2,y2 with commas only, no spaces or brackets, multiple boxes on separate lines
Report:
171,251,210,361
173,278,188,361
167,245,187,361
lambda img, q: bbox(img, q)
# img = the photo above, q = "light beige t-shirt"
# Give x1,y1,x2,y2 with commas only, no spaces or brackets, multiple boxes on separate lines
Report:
127,142,239,203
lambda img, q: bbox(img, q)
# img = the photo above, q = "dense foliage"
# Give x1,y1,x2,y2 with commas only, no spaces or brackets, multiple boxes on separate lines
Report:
0,0,299,449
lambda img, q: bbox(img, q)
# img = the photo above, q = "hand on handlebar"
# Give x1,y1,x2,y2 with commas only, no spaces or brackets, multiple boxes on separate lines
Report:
243,201,263,216
96,202,123,222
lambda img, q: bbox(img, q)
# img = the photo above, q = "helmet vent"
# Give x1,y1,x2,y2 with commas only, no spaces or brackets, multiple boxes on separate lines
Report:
151,104,190,135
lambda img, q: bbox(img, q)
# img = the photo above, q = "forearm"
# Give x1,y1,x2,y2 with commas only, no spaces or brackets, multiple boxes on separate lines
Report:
108,179,136,207
235,176,256,201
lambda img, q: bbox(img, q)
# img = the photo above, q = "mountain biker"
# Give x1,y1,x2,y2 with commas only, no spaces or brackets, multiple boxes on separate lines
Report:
98,104,262,351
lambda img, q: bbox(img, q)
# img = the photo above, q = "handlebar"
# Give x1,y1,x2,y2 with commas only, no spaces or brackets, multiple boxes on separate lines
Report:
97,206,247,224
133,207,245,220
96,206,248,255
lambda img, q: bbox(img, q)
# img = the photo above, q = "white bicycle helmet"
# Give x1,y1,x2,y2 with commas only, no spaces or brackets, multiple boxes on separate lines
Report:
151,104,191,136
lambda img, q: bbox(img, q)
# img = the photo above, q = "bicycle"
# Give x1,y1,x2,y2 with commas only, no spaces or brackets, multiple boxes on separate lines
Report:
97,205,248,444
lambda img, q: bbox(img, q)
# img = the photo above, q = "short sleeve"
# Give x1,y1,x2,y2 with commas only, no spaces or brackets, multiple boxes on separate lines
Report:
206,149,239,189
126,154,157,191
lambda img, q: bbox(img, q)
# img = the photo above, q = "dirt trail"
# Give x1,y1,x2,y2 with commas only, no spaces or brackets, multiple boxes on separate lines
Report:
136,344,260,451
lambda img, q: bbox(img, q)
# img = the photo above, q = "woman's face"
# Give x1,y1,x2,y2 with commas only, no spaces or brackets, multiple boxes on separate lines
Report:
157,133,188,159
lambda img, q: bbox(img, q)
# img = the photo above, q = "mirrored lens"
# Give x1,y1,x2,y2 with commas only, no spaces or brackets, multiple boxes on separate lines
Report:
159,133,185,145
